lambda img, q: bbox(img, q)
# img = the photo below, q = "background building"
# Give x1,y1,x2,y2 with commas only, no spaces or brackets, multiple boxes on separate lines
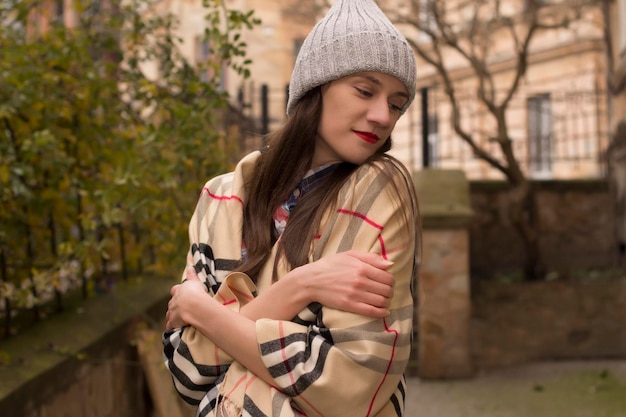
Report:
165,0,623,183
391,0,610,180
28,0,624,181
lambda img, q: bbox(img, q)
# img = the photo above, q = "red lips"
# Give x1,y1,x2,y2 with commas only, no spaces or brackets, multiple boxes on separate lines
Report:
353,130,379,143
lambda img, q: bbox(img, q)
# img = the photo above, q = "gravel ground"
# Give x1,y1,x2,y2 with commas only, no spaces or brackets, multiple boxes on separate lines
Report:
405,360,626,417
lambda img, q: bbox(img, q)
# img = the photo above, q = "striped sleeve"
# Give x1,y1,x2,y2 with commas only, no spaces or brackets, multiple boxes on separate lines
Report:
163,272,257,404
256,160,418,417
162,164,250,404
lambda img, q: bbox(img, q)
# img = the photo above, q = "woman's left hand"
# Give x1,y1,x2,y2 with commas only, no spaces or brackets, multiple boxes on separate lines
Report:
165,268,209,330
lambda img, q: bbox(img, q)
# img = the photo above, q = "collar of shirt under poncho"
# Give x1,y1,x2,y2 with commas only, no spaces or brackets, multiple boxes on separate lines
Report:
273,163,340,237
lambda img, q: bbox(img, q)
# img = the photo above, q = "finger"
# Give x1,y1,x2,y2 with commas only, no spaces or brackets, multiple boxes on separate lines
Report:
347,270,393,295
361,292,392,309
186,267,200,281
359,263,395,288
345,279,392,306
363,278,394,298
346,250,394,270
352,302,390,318
165,309,171,329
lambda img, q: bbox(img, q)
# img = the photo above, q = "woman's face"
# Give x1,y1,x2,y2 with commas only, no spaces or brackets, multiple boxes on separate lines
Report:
311,71,408,168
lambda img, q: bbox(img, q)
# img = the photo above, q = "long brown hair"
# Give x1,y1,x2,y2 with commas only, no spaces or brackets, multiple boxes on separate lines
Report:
238,87,396,281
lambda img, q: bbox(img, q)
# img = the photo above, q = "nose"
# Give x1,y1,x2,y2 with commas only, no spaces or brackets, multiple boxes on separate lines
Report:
366,98,392,128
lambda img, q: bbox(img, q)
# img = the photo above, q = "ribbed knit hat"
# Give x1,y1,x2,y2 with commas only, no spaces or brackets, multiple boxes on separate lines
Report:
286,0,416,115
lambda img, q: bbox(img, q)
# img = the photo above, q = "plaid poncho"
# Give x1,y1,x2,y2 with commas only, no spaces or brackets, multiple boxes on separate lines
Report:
163,151,419,417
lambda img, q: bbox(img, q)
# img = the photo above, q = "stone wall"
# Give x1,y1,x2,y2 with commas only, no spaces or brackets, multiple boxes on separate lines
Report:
17,346,148,417
0,276,175,417
412,173,625,378
471,278,626,370
469,180,618,278
412,169,474,379
417,229,473,378
466,179,624,370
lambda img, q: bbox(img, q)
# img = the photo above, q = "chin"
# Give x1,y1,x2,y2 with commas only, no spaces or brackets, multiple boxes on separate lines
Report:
344,154,374,165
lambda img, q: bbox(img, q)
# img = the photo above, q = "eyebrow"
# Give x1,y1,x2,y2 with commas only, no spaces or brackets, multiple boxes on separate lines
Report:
357,74,409,99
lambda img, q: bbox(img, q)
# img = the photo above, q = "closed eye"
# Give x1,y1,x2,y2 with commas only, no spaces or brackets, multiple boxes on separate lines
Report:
356,87,373,97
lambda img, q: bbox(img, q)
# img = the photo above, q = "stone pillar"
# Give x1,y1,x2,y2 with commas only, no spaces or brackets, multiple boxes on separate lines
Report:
413,169,474,379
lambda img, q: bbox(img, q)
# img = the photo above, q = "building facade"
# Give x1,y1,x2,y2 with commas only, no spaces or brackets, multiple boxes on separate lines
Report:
150,0,316,141
37,0,620,181
387,0,612,180
168,0,621,181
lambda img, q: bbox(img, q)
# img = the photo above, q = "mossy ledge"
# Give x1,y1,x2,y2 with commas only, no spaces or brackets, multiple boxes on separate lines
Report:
0,275,174,415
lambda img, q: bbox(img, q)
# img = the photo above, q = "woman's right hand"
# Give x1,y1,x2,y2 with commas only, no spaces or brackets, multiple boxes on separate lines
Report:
240,250,395,321
295,250,395,318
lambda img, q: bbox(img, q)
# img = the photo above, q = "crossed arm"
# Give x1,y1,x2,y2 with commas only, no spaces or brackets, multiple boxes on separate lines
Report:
165,250,395,386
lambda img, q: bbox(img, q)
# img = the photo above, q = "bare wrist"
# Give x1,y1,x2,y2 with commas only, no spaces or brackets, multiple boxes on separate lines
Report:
285,266,314,307
185,292,213,328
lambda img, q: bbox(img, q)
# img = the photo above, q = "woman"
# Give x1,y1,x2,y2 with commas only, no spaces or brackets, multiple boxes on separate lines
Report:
163,0,420,416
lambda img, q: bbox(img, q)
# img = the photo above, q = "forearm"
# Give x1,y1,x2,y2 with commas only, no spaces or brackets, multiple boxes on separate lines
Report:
239,268,310,321
185,293,275,385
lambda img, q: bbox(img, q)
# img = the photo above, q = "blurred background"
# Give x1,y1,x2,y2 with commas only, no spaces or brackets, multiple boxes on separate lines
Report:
0,0,625,416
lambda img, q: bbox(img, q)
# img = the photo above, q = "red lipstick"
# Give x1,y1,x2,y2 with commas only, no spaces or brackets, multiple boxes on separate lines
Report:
354,131,379,144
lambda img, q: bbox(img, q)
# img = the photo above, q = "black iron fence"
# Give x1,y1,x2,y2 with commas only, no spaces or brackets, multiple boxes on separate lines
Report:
235,81,610,179
400,84,609,178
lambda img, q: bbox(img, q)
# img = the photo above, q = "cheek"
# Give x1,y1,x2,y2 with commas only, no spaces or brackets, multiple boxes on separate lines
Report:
319,90,348,121
318,106,339,136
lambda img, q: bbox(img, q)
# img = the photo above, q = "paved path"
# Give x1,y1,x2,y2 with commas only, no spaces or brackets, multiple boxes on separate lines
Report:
405,360,626,417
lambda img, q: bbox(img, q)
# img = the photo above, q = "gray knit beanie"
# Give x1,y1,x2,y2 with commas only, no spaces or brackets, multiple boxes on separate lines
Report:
286,0,416,116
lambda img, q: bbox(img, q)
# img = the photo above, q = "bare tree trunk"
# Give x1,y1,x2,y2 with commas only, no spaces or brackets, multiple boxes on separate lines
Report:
509,180,546,280
608,122,626,266
388,0,596,280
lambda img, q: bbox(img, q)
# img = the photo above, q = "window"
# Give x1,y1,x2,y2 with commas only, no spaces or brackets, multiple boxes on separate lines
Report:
196,36,227,91
426,113,439,167
417,0,437,43
53,0,64,24
527,94,552,177
196,36,211,83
